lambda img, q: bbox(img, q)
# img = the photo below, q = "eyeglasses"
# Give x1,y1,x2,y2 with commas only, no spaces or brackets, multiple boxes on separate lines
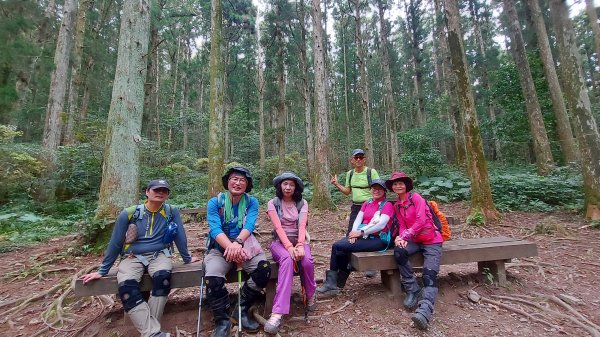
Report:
229,177,248,184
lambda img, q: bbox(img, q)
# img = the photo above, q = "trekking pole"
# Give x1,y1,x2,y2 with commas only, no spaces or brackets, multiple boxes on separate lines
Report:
294,260,309,321
237,262,243,337
196,260,205,337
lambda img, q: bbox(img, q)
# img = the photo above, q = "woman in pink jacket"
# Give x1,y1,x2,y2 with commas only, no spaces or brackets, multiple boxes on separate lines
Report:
264,172,316,334
386,171,443,331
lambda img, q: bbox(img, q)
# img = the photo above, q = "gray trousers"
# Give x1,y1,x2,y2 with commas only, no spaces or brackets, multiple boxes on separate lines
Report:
396,242,442,305
204,249,268,291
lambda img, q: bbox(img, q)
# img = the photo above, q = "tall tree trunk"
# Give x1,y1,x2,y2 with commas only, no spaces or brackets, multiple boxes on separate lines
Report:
143,17,159,141
352,0,374,167
550,0,600,220
435,0,463,166
377,0,400,170
444,0,499,223
96,0,150,229
527,0,578,164
35,0,78,203
298,2,316,179
207,0,225,197
586,0,600,71
341,16,351,152
503,0,554,175
256,15,266,187
168,36,181,150
275,17,287,173
181,39,190,151
469,0,500,160
311,0,334,209
407,0,425,126
63,0,92,145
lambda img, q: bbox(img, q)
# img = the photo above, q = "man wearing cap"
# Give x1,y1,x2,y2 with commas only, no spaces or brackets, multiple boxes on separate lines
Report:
331,148,380,235
80,180,196,337
204,166,270,337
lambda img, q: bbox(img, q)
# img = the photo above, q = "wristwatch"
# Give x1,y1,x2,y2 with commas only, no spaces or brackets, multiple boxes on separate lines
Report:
361,230,366,239
235,237,244,245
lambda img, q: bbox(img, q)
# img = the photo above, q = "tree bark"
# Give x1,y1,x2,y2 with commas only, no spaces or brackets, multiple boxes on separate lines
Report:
527,0,578,164
143,17,160,142
352,0,374,167
549,0,600,220
406,0,425,126
444,0,499,223
377,0,400,170
256,13,266,187
585,0,600,71
96,0,150,224
311,0,334,209
298,2,316,179
207,0,225,197
275,12,287,173
502,0,554,176
63,0,92,145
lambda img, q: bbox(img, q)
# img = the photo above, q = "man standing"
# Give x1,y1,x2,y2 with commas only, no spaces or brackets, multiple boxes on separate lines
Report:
81,180,196,337
204,166,270,337
331,148,380,234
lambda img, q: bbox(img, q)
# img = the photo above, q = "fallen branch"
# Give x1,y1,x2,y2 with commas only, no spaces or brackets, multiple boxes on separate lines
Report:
479,297,563,333
547,295,600,332
249,306,282,337
287,300,353,322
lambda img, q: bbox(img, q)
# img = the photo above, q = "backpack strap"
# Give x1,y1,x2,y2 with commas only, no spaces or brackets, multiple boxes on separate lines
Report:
126,204,145,222
367,167,372,186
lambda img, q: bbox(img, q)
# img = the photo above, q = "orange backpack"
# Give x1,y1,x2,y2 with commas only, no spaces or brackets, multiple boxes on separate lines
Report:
428,200,451,241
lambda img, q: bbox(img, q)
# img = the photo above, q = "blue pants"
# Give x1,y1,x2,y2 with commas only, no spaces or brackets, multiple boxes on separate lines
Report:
329,236,387,272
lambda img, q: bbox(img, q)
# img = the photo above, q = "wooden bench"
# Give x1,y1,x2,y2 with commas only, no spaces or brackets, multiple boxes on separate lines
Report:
74,261,282,316
179,207,207,221
350,236,538,294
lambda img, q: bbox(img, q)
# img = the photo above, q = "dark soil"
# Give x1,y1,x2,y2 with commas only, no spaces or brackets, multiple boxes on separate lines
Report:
1,201,599,337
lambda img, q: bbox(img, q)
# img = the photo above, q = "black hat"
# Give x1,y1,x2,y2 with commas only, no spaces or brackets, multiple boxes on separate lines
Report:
147,179,171,191
222,166,253,192
352,148,365,157
369,179,387,191
273,172,304,193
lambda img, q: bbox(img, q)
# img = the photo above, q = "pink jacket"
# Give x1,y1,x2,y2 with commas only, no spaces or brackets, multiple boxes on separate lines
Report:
394,192,443,244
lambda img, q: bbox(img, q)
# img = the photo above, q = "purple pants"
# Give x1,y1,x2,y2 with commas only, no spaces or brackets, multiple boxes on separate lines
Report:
270,240,316,315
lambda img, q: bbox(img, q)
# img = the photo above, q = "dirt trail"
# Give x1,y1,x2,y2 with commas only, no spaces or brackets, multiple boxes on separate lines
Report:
1,202,599,337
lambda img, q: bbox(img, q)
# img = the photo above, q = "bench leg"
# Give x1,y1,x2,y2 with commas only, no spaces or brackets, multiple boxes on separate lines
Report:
478,260,507,286
263,279,277,317
380,269,402,296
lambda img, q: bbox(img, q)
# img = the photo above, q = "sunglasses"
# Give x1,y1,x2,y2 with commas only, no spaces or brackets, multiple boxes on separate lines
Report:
353,156,365,160
151,187,170,193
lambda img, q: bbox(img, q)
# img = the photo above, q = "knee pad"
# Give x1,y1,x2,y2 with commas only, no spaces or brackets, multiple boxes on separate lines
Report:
151,270,171,297
205,276,227,299
118,279,144,312
422,268,438,288
250,260,271,288
394,247,409,265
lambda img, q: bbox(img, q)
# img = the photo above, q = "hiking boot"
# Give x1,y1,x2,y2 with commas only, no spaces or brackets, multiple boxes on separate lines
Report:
211,319,231,337
403,289,421,311
317,270,339,296
364,270,377,278
231,283,261,332
264,313,283,334
337,270,350,289
412,300,434,330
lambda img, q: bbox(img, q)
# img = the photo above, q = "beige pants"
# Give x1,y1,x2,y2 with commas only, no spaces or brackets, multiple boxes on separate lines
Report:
204,249,267,291
117,252,172,337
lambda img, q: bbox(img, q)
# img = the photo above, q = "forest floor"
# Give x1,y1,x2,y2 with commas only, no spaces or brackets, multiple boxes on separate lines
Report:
1,201,600,337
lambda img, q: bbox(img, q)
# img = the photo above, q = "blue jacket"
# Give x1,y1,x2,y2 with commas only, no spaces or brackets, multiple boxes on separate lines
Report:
207,193,259,245
98,204,192,276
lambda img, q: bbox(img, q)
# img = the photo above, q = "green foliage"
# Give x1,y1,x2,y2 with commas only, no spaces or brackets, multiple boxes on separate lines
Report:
415,174,471,202
194,158,209,172
398,124,445,177
466,209,486,226
0,141,44,203
55,143,103,200
0,211,75,253
0,124,22,142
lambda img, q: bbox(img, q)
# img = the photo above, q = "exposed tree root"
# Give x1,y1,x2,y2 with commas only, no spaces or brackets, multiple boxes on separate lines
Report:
479,296,564,333
249,306,282,337
287,300,353,322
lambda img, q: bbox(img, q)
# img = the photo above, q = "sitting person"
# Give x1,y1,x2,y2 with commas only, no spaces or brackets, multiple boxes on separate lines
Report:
80,179,197,337
386,171,443,330
264,172,316,334
316,179,394,296
204,166,270,337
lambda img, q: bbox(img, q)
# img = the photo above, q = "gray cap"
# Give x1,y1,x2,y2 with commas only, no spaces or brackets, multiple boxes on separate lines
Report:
369,179,387,191
273,172,304,193
147,179,170,191
352,148,365,157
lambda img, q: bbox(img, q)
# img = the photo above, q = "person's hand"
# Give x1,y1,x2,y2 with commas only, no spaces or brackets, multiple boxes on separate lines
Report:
348,237,357,244
80,272,102,284
287,246,296,260
294,245,305,261
348,230,362,239
395,237,408,248
224,241,244,262
330,174,338,185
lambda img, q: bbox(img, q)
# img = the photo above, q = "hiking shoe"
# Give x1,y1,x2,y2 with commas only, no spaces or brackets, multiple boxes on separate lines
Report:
364,270,377,278
264,313,283,334
337,270,350,288
211,319,231,337
403,289,421,311
412,312,429,330
317,270,340,296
